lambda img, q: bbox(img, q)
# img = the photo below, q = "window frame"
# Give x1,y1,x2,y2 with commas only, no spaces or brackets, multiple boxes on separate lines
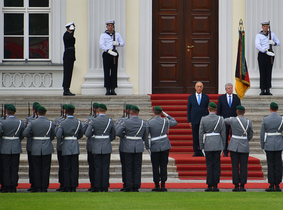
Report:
2,0,51,61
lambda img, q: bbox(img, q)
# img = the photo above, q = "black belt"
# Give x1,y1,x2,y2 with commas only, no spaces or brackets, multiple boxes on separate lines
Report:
65,47,75,50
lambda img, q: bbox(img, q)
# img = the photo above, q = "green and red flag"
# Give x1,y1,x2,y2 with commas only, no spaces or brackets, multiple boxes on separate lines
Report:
235,30,250,99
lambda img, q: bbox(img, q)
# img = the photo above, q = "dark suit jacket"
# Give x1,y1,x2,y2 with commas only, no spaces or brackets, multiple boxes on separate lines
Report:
187,93,209,124
217,93,241,118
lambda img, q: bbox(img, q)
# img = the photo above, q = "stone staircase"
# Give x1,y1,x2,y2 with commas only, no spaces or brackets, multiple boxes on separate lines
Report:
0,95,179,183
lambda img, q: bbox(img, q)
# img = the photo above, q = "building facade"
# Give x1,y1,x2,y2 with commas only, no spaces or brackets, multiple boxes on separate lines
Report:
0,0,282,95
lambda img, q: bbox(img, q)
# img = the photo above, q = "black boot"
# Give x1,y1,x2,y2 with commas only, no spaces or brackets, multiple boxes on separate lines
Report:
152,183,160,192
259,89,266,95
63,89,75,96
213,184,219,192
266,89,273,95
240,184,246,192
232,184,239,192
265,184,274,192
105,88,111,95
160,181,167,192
205,184,213,192
111,88,117,95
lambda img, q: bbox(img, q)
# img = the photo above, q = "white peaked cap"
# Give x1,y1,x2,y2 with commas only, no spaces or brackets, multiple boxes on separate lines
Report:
105,20,115,25
65,21,75,27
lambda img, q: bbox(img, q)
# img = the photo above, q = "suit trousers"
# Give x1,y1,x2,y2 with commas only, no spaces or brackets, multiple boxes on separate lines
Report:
205,151,221,185
266,151,282,185
124,152,142,190
33,154,51,191
63,154,79,188
87,151,95,187
230,151,249,185
57,150,64,187
258,52,274,90
151,150,169,184
0,154,3,186
224,124,231,155
192,123,202,155
62,59,75,91
93,153,111,190
2,154,20,189
27,151,34,187
102,52,118,88
119,151,126,187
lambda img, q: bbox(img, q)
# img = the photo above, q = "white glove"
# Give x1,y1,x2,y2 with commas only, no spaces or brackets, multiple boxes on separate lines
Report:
108,49,117,56
269,40,275,46
113,41,119,46
266,51,275,57
162,111,169,117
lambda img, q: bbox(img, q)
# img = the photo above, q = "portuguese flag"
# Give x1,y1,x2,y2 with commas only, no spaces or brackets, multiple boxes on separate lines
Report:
235,30,250,99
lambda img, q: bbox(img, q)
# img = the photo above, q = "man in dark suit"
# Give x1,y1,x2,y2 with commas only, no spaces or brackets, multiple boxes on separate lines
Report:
187,81,209,157
217,83,241,156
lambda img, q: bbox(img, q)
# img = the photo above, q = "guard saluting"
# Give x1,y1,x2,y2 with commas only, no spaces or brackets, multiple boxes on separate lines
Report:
63,22,76,96
56,104,83,192
116,105,147,192
260,102,283,192
146,106,178,192
225,105,253,192
85,104,116,192
199,102,225,192
0,105,25,193
23,106,55,192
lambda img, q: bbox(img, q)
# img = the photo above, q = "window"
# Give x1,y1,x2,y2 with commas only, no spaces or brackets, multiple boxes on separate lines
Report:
3,0,50,60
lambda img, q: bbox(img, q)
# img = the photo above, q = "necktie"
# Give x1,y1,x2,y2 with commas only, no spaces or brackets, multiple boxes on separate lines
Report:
229,95,232,108
198,94,201,105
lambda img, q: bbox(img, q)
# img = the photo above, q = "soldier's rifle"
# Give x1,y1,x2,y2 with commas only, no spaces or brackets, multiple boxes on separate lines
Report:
28,102,31,117
60,104,63,117
90,101,93,116
1,104,3,118
122,103,126,117
269,22,274,64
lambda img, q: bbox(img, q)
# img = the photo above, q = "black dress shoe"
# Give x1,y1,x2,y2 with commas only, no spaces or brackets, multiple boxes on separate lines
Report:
101,188,108,192
27,187,34,192
275,185,282,192
105,88,111,95
232,185,239,192
124,188,132,192
70,188,76,192
265,185,274,192
111,88,117,95
259,89,266,95
10,188,17,193
160,187,167,192
62,188,71,192
205,187,213,192
42,189,48,192
56,186,64,192
120,187,126,192
152,186,160,192
132,188,139,192
1,188,10,193
88,187,94,192
213,184,219,192
91,188,100,192
63,90,75,96
266,89,273,95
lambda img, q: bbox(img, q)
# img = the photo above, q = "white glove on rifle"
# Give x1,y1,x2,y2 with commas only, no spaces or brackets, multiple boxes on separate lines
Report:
162,111,169,117
269,40,275,46
108,49,117,56
113,41,119,46
266,51,275,57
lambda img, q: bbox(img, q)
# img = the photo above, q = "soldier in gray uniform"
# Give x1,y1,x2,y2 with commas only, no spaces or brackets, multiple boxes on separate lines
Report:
23,106,55,192
54,104,67,192
83,102,99,191
56,104,83,192
0,105,25,192
85,103,115,192
25,102,40,192
146,106,177,192
116,105,147,192
199,102,226,192
225,105,253,192
115,104,132,191
260,102,283,192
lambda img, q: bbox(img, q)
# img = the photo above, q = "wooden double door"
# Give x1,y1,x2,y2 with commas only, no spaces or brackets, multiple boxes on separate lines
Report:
152,0,218,93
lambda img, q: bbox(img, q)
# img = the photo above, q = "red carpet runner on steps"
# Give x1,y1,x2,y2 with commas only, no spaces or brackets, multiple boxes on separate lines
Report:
149,94,264,180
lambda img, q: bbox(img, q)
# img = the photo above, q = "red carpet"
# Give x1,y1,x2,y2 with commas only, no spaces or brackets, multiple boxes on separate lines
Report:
15,183,281,189
149,94,264,180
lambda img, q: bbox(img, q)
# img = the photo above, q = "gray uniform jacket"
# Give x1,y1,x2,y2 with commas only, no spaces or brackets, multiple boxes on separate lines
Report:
0,116,25,154
0,118,4,151
225,115,253,153
260,112,283,151
56,116,83,156
23,116,55,156
25,116,37,152
145,115,178,152
115,116,129,152
85,114,115,154
54,116,65,151
116,116,147,153
83,115,96,152
199,113,226,151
